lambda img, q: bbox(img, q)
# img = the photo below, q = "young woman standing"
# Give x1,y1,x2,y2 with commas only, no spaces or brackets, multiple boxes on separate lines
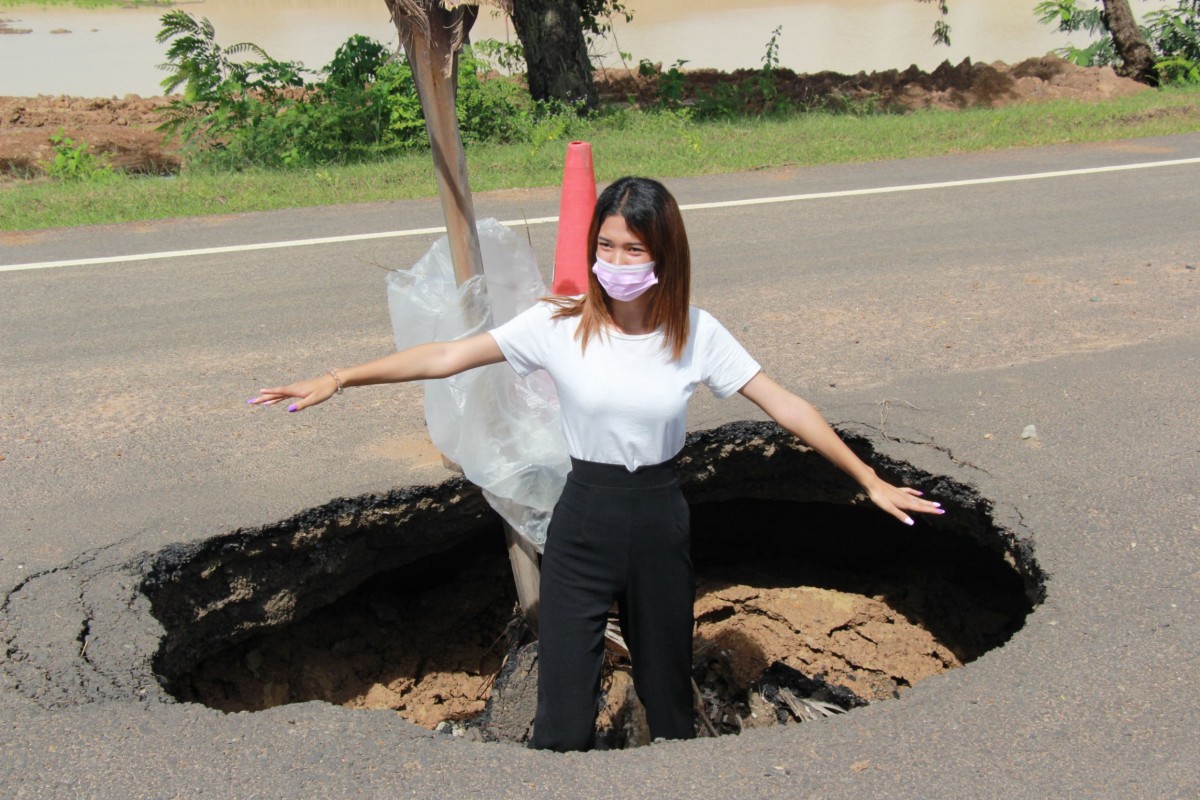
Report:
250,176,943,751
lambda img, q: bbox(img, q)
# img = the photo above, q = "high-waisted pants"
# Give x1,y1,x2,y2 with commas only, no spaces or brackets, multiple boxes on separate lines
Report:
531,457,696,752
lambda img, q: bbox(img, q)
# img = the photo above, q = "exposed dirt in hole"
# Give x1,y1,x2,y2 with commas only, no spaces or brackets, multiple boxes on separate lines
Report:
693,575,957,703
176,556,947,725
0,55,1150,179
174,537,519,726
175,499,1026,742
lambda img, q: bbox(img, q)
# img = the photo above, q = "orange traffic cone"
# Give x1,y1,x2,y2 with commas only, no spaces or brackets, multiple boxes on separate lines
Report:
552,141,597,296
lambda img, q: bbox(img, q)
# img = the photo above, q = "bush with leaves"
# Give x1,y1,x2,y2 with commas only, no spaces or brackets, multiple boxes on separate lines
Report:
44,130,114,182
156,10,307,158
643,26,805,120
1035,0,1200,84
284,35,424,165
1146,0,1200,83
472,37,527,76
155,11,547,169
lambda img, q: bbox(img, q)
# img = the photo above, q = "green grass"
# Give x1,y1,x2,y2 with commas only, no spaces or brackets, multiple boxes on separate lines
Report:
3,85,1199,230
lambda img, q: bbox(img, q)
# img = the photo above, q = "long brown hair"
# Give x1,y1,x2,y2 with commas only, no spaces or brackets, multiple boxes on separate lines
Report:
548,176,692,360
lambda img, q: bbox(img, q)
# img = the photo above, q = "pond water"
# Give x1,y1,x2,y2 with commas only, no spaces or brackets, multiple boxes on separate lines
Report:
0,0,1169,98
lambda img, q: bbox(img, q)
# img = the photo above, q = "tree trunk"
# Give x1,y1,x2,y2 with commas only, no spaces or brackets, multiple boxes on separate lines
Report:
1102,0,1158,84
510,0,598,111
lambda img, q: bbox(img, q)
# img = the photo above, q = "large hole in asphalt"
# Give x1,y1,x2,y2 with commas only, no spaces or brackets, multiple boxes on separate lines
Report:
146,421,1042,749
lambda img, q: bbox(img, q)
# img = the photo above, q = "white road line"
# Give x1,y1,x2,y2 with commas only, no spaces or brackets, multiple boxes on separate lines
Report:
4,157,1199,274
678,156,1200,210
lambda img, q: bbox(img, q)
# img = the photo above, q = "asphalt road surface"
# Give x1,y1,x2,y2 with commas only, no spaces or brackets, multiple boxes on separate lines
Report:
2,134,1198,798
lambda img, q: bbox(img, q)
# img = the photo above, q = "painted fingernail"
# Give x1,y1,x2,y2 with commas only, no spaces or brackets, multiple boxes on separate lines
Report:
247,399,256,404
905,517,915,526
287,404,298,412
931,502,942,507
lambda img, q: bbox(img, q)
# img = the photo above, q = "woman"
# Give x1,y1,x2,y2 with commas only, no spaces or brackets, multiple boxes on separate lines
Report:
251,176,943,752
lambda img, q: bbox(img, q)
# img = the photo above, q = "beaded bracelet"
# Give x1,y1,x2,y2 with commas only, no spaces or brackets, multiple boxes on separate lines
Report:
328,369,344,394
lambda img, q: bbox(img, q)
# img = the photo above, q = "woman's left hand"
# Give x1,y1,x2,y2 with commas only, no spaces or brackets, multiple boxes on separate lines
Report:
864,478,944,526
737,373,945,527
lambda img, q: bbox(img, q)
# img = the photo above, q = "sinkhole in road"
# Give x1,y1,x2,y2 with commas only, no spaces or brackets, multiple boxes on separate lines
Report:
147,421,1042,748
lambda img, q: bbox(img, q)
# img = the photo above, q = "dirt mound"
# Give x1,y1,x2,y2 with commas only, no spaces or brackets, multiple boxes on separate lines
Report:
0,56,1148,178
0,94,170,128
601,55,1147,112
898,55,1147,109
0,95,178,177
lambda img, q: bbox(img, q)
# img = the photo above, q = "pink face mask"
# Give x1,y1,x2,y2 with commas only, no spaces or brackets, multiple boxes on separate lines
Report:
592,256,659,301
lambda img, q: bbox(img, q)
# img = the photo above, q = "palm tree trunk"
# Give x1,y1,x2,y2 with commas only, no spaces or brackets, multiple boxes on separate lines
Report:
398,4,485,284
391,1,542,634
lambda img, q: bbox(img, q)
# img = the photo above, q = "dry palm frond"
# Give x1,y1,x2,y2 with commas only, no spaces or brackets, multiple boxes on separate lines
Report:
476,604,532,699
602,613,720,738
603,617,629,658
776,687,847,722
385,0,513,68
388,0,512,17
691,680,720,738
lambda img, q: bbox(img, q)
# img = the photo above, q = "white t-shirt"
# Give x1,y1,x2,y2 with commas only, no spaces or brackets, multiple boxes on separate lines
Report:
490,302,761,470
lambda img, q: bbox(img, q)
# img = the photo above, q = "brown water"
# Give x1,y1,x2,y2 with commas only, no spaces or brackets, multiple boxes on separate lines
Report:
0,0,1171,98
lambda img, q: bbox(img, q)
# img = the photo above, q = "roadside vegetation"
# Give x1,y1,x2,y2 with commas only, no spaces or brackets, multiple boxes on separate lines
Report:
2,6,1199,230
1037,0,1200,83
6,85,1198,230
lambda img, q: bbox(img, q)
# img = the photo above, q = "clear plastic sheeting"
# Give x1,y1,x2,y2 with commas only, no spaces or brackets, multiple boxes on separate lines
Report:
386,218,569,551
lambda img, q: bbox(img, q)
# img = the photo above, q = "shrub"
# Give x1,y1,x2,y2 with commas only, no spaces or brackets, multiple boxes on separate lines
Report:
154,12,552,170
1145,1,1200,84
44,130,114,181
1035,0,1200,84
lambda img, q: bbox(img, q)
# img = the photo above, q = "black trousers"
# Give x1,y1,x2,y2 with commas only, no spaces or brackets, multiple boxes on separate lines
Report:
531,457,696,752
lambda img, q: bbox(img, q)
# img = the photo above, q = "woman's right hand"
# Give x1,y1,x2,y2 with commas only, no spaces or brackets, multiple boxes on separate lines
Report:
249,372,338,413
246,334,506,413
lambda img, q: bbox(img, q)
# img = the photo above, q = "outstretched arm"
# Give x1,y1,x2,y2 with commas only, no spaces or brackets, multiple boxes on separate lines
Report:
738,372,943,526
249,332,506,412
